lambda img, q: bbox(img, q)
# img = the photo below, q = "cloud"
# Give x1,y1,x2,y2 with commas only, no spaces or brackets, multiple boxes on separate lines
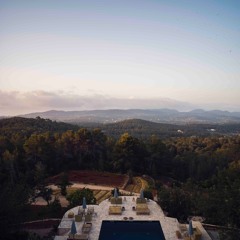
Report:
0,90,200,116
1,89,240,116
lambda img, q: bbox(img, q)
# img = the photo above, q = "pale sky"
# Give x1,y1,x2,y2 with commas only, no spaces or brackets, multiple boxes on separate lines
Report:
0,0,240,115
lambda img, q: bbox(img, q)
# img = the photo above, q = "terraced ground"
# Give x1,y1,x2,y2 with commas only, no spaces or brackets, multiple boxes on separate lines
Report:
93,190,112,204
49,171,149,205
124,177,149,193
51,188,111,204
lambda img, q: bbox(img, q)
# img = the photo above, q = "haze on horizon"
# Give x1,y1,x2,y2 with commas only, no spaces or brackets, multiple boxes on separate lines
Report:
0,0,240,116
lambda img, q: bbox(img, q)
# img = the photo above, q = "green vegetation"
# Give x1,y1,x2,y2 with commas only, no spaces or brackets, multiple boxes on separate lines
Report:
56,172,72,196
66,188,96,208
0,116,78,137
0,116,240,239
84,118,240,139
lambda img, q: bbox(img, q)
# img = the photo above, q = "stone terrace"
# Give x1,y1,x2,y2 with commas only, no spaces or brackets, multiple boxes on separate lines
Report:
54,196,211,240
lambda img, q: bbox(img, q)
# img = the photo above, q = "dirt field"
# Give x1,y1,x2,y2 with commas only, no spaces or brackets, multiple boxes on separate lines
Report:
33,171,153,207
48,170,129,189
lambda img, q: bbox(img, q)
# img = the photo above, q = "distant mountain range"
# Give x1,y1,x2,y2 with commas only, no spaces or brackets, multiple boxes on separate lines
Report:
19,109,240,124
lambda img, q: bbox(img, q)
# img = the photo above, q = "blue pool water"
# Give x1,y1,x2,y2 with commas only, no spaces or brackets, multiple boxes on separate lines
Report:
98,220,166,240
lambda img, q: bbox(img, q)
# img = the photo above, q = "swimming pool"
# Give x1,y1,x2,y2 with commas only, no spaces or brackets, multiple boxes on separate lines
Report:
98,220,166,240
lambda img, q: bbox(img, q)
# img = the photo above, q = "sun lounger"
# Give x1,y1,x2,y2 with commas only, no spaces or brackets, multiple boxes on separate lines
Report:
136,203,150,215
108,205,122,215
110,197,122,204
136,197,147,204
179,224,187,232
82,223,92,234
74,233,89,240
68,233,74,240
182,226,202,240
176,230,182,239
68,233,88,240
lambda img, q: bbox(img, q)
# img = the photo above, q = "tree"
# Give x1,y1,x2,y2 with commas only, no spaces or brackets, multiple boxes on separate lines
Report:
33,162,53,205
113,133,147,173
66,188,96,208
143,189,153,200
2,150,18,184
146,135,168,176
47,197,62,217
157,186,191,221
0,183,31,239
38,187,53,205
57,172,72,196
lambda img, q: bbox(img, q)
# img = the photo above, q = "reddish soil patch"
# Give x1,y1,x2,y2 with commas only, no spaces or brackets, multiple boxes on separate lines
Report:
22,219,61,229
48,170,129,188
21,217,61,238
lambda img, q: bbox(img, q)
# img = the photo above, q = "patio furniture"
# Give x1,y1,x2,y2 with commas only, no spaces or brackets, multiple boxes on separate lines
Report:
75,214,83,222
136,197,147,204
68,211,74,218
192,226,202,240
109,205,122,215
78,207,85,215
82,222,92,234
110,197,122,204
85,213,92,222
74,234,89,240
87,206,94,214
136,203,150,215
176,230,182,239
179,224,187,232
68,234,75,240
182,226,202,240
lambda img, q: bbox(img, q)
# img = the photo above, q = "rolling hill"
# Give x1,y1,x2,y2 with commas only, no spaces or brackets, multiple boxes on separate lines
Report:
0,117,79,137
19,108,240,125
97,119,240,139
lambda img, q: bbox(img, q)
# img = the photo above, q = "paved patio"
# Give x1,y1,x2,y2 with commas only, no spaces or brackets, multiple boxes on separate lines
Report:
54,196,211,240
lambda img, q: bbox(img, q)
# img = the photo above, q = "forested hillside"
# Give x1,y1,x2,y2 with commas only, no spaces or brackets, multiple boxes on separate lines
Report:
98,119,240,139
0,117,79,137
0,117,240,238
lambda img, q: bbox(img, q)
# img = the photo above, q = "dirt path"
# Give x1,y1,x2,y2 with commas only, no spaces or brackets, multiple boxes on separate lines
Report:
33,195,69,207
49,183,115,191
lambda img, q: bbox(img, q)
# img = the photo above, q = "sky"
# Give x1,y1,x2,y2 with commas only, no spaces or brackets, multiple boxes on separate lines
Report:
0,0,240,115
